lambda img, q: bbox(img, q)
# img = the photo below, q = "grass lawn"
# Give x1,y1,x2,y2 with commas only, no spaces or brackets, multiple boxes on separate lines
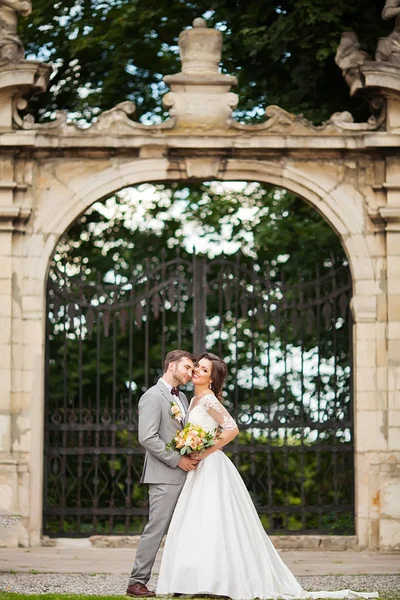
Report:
1,594,400,600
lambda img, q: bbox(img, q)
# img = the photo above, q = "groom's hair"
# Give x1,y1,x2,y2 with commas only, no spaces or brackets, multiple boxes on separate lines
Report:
163,349,195,373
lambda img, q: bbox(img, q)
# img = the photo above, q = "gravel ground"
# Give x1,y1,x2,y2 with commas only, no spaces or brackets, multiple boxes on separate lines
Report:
0,574,399,597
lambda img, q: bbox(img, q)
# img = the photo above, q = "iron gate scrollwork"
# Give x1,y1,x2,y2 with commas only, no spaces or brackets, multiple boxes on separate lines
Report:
44,253,354,536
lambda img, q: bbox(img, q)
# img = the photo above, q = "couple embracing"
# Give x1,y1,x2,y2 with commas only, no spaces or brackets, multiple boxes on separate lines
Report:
127,350,377,600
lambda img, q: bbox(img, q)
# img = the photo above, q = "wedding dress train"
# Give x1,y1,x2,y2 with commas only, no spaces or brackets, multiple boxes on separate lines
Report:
156,395,377,600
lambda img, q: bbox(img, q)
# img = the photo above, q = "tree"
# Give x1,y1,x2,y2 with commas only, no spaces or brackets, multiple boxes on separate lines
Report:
21,0,390,124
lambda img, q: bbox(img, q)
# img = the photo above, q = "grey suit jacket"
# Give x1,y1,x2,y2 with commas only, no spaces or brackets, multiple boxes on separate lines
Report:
138,380,188,485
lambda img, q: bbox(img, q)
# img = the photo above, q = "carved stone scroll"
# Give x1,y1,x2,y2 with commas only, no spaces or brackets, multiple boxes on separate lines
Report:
12,97,67,130
232,104,385,135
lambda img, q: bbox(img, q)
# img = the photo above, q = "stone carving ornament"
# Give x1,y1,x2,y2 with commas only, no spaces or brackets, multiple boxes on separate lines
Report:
0,0,31,65
1,8,388,135
376,0,400,65
0,0,31,15
335,32,370,88
12,96,67,130
232,104,384,134
382,0,400,21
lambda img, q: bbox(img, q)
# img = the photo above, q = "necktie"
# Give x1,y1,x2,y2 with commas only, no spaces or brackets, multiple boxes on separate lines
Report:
171,387,180,397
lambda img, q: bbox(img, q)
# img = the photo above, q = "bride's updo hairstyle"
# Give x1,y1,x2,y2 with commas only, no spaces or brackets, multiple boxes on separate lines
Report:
196,352,228,402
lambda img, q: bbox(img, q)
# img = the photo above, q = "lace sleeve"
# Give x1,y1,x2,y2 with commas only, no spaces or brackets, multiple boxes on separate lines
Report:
200,394,238,431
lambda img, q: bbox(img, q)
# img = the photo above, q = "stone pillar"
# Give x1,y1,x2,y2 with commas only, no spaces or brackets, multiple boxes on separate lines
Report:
0,172,35,547
0,200,19,546
352,316,387,548
0,0,51,547
354,172,400,551
18,277,46,547
378,162,400,550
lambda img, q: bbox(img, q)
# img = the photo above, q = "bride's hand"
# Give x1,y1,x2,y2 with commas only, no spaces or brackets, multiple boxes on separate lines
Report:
191,448,213,461
190,451,208,461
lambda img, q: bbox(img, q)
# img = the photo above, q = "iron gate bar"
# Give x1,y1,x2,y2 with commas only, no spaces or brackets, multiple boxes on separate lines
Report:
192,254,207,354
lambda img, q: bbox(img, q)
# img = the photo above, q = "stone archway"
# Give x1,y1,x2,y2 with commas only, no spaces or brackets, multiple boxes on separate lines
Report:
31,157,374,286
0,6,399,551
20,156,380,549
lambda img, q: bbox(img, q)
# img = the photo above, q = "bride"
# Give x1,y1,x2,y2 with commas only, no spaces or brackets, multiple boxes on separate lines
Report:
156,352,377,600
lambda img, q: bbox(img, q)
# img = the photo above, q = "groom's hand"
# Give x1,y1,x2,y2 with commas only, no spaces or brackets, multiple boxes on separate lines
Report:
178,456,198,472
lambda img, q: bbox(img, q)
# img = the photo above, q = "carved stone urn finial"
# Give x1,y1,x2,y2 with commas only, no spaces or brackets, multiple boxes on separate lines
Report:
179,17,223,75
163,19,238,132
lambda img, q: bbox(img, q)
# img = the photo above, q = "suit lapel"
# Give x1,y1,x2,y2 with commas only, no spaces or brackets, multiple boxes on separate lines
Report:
157,380,174,407
177,392,189,428
179,392,189,412
183,396,192,426
157,380,185,429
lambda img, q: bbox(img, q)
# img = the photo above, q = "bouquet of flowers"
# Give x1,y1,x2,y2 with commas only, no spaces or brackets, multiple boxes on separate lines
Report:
166,423,216,455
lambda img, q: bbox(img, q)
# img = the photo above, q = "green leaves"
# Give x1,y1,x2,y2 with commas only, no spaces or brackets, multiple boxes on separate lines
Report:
54,181,345,286
20,0,390,124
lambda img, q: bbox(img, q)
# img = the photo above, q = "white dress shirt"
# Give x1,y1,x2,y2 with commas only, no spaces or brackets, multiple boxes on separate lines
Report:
159,378,186,418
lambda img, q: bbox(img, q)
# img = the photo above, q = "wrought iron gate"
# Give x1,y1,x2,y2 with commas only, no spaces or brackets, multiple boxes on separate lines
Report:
44,253,354,536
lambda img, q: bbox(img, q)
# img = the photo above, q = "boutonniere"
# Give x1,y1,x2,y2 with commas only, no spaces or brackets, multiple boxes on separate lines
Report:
170,401,183,422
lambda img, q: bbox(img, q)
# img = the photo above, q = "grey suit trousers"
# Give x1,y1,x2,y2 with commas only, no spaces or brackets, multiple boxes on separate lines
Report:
129,482,184,585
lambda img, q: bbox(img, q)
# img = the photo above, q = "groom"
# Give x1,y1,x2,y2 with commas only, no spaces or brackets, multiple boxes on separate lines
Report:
127,349,198,597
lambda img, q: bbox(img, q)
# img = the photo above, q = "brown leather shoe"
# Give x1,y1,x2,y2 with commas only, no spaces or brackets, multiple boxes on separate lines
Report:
126,583,156,597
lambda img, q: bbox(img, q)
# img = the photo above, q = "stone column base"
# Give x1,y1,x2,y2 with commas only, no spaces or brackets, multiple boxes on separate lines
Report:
0,455,30,547
0,513,21,547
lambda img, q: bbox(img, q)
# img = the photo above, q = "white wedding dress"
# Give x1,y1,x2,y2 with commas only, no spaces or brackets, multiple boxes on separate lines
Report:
156,395,377,600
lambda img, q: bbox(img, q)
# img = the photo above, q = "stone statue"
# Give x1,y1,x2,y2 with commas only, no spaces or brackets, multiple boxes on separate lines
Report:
0,0,32,66
376,0,400,65
335,32,370,70
0,0,31,14
382,0,400,20
335,32,370,87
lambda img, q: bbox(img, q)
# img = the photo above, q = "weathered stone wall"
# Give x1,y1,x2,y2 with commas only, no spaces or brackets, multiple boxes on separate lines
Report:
0,14,399,550
1,142,399,549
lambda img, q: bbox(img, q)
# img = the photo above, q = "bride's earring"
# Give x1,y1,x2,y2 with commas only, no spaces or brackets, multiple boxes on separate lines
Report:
209,382,212,389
